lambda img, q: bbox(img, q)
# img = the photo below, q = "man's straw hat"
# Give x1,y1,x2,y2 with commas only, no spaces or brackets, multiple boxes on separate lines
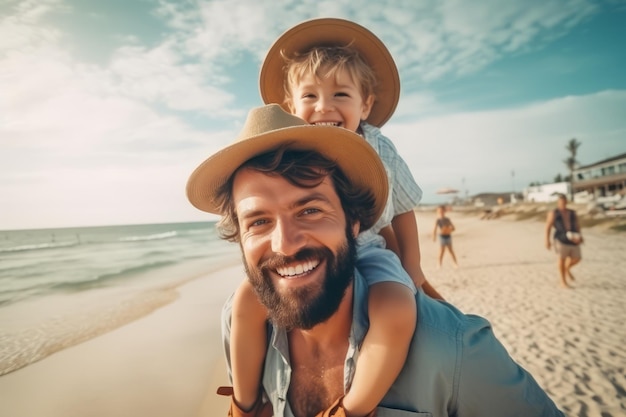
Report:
259,18,400,127
186,104,388,227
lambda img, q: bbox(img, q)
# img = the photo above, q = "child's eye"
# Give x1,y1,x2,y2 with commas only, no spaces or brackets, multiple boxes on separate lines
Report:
335,91,350,97
302,93,316,99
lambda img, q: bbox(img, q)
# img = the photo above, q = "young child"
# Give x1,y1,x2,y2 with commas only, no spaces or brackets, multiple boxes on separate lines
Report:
432,205,459,269
229,18,442,416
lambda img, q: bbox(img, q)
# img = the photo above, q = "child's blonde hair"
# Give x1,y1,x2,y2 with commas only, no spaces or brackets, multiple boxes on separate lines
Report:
282,45,378,107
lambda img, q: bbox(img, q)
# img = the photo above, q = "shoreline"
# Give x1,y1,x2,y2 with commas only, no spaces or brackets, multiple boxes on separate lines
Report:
1,210,625,416
0,256,240,376
0,262,244,417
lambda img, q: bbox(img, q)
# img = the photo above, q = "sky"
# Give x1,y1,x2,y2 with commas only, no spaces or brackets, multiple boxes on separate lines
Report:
1,0,625,230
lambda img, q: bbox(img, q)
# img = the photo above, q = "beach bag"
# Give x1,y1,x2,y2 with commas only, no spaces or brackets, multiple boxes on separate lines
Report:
566,231,582,244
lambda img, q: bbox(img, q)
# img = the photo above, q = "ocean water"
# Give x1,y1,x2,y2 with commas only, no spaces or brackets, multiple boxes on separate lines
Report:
0,222,240,375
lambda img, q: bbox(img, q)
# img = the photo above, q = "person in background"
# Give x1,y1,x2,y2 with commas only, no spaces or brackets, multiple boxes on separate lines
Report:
545,193,583,288
432,205,458,269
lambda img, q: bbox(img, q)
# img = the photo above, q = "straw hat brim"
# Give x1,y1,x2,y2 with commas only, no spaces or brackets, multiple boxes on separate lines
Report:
259,18,400,127
186,107,388,224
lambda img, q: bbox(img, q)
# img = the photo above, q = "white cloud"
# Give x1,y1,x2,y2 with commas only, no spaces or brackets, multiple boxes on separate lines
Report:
363,0,599,81
108,42,239,117
395,90,446,119
0,1,238,229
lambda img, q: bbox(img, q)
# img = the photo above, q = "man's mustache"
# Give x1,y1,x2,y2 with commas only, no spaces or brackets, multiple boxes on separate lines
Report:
260,247,328,271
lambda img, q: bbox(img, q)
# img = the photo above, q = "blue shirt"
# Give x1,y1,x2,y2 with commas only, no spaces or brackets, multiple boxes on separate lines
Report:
356,241,416,292
221,270,565,416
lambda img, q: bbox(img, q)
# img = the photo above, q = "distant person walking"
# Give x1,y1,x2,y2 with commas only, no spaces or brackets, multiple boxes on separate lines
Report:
545,194,583,288
432,205,458,269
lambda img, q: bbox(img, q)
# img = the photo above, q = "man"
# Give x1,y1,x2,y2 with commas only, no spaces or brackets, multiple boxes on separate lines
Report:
545,193,583,288
187,104,565,416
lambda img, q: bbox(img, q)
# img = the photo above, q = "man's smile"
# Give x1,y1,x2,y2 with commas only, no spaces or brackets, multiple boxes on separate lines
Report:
275,259,320,278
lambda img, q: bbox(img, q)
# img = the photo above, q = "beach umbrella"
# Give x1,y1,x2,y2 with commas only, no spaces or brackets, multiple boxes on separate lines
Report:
436,187,459,195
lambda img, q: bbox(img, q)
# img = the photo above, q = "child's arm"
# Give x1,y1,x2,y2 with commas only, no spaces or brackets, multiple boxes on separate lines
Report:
378,225,400,256
382,213,444,300
390,211,425,288
230,280,269,410
392,211,444,300
342,282,417,416
432,218,439,242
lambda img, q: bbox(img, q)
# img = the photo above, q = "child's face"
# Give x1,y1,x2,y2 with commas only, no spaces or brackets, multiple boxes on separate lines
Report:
288,68,374,133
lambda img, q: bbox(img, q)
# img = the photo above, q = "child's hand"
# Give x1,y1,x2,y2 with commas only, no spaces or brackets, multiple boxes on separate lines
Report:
314,396,376,417
216,386,273,417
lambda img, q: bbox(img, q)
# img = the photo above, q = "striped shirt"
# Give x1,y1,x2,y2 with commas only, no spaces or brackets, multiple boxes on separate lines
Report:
357,122,423,248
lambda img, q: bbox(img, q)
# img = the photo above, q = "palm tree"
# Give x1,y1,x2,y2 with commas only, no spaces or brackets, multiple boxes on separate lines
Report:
563,138,581,201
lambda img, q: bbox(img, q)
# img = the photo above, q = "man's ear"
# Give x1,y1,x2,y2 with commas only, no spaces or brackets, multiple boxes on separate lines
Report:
360,95,375,120
351,221,361,238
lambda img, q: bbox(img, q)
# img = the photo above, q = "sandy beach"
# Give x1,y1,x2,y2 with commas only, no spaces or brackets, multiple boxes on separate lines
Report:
0,209,624,417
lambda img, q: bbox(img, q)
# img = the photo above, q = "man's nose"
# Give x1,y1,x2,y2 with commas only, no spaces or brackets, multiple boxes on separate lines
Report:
271,217,305,256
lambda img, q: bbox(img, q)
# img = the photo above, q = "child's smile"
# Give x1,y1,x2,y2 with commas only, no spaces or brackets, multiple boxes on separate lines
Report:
289,68,373,132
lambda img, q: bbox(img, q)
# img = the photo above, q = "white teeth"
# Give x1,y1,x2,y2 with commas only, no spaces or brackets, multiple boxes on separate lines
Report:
315,122,339,126
276,260,319,277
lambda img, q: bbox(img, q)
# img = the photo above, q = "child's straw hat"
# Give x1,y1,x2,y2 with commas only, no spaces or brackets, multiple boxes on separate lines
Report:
259,18,400,127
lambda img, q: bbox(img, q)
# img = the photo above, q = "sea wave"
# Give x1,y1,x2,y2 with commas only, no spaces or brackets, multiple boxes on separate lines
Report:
119,231,178,242
0,241,78,253
185,227,214,235
0,260,180,307
141,250,172,258
0,286,34,307
49,260,178,292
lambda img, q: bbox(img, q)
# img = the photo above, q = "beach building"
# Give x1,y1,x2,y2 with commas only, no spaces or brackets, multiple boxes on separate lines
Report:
521,153,626,210
573,152,626,206
471,192,519,207
523,182,570,203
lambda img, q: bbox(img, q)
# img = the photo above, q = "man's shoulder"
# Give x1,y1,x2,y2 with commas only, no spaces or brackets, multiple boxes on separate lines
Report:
415,292,490,340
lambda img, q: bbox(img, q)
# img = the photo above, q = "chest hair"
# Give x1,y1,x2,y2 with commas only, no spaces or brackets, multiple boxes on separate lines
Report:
287,339,348,417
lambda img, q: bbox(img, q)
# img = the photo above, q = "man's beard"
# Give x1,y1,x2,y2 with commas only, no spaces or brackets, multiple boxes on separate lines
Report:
243,226,357,330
